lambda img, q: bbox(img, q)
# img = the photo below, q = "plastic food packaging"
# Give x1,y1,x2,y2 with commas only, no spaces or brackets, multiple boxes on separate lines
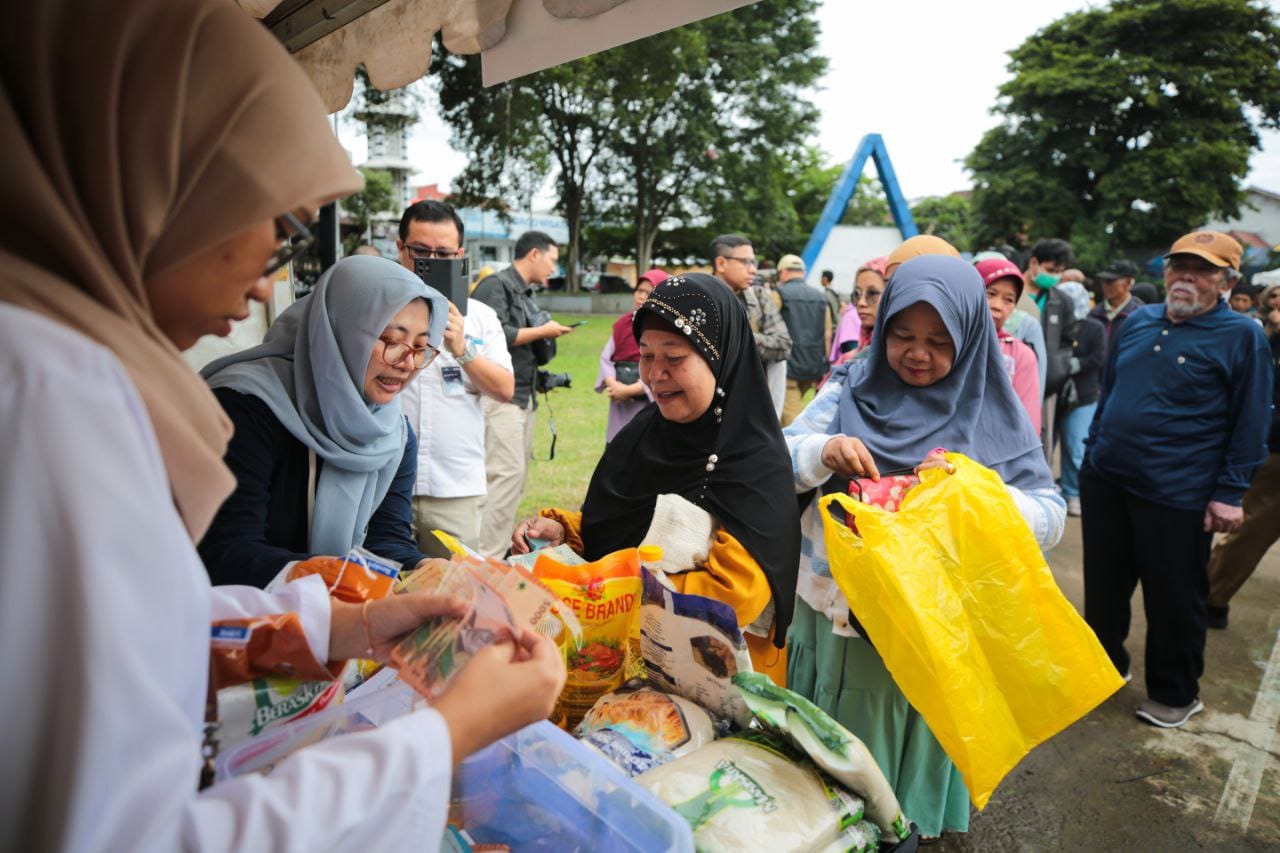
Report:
534,548,644,727
639,569,754,727
575,683,716,776
210,612,335,688
506,543,586,571
732,672,911,842
216,679,418,780
820,452,1126,808
284,546,401,603
215,676,345,753
637,732,869,852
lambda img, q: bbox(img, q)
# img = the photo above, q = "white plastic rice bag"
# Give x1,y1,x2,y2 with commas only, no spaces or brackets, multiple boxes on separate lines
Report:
732,671,912,842
637,733,869,852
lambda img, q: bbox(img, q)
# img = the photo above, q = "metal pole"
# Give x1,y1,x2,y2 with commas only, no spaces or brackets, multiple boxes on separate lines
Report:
319,201,339,271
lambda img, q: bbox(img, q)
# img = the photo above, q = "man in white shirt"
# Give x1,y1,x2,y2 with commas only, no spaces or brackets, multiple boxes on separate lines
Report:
396,201,514,548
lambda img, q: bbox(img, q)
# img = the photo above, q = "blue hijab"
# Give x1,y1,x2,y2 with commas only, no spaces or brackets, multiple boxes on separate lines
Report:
831,254,1052,491
203,256,449,555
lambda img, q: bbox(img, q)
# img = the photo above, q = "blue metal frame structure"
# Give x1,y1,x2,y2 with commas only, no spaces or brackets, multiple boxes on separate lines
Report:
800,134,918,271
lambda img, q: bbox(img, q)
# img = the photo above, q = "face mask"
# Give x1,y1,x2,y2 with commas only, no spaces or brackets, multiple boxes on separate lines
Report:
1033,271,1061,289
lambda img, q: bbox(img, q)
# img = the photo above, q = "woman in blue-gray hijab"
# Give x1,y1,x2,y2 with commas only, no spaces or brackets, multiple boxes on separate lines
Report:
782,254,1067,840
199,255,450,587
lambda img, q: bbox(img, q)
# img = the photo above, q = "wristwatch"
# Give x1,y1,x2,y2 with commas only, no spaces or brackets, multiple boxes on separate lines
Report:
455,340,479,366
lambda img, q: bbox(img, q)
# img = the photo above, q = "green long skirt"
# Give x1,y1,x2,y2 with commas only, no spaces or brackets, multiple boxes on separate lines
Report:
787,598,970,837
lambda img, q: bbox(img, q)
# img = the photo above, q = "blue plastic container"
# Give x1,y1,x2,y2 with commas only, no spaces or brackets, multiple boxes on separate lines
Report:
453,721,694,852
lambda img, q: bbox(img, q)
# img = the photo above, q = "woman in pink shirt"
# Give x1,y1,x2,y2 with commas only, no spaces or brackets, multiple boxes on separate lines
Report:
976,257,1042,434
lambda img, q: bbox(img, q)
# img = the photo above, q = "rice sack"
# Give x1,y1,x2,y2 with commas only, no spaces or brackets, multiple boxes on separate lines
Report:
637,732,873,852
732,672,912,842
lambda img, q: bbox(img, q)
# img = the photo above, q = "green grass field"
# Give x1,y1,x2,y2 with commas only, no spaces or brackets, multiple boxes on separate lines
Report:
516,313,618,520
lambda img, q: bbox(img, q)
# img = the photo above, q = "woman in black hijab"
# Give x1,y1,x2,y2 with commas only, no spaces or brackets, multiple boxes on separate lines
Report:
512,273,800,681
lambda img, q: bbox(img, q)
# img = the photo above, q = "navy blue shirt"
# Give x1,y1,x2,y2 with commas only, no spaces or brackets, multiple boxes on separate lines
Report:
1086,301,1273,510
199,388,426,588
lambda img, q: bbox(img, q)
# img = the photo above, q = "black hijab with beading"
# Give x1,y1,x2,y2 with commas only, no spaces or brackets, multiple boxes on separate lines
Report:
579,273,800,645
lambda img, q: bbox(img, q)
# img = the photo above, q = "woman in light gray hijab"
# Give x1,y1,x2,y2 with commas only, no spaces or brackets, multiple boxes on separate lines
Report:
199,255,450,587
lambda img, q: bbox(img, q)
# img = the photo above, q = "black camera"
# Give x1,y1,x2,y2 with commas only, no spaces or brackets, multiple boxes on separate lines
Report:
536,370,572,394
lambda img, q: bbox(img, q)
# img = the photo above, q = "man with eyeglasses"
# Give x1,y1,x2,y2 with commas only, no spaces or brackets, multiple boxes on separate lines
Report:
471,230,572,557
395,201,515,550
710,234,791,419
1081,231,1273,729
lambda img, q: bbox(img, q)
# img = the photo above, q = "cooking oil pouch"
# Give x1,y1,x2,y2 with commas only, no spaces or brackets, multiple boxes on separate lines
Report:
534,548,644,728
820,452,1125,809
637,731,866,853
732,672,909,841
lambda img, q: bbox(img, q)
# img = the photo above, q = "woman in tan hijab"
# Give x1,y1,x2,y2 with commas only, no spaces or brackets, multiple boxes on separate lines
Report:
0,2,563,849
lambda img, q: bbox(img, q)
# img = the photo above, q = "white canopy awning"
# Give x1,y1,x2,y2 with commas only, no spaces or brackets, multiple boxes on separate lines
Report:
240,0,756,112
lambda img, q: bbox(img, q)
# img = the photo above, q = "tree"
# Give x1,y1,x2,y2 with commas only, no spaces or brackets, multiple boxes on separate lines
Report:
966,0,1280,267
432,50,616,291
911,194,974,253
596,0,826,271
341,167,396,254
432,1,825,280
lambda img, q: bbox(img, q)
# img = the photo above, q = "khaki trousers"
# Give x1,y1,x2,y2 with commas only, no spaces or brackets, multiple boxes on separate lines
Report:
782,378,818,427
1208,452,1280,608
413,493,485,552
479,396,536,557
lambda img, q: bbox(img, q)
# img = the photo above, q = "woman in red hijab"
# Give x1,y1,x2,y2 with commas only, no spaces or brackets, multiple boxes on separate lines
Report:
597,268,668,440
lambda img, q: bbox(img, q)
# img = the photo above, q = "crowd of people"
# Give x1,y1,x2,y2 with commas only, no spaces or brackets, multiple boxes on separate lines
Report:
5,1,1280,849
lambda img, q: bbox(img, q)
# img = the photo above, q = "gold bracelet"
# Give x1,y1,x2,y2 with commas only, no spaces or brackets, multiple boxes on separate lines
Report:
361,599,376,659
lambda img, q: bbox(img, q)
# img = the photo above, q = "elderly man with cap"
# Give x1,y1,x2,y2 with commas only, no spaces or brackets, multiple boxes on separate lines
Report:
776,254,831,425
1089,259,1145,345
1081,231,1273,729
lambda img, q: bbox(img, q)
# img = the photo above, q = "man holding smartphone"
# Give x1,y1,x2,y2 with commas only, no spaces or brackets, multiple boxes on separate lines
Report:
396,201,515,549
471,231,574,557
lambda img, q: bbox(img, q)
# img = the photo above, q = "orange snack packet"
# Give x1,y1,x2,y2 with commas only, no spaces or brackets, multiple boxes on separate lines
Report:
287,546,402,603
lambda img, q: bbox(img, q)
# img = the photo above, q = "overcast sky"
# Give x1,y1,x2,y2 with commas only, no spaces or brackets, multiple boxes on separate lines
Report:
343,0,1280,202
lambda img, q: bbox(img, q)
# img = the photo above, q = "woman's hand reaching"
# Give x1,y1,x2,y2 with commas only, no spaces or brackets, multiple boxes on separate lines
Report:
915,448,955,475
821,435,880,480
510,516,566,554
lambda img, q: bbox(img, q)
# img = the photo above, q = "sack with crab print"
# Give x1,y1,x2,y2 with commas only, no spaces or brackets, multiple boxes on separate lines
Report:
534,547,644,729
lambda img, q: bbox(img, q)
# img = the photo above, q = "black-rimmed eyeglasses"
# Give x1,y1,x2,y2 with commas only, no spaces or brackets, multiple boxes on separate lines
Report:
263,211,316,278
404,244,463,260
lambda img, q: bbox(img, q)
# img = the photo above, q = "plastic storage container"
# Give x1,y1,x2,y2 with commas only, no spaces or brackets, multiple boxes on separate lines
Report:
217,676,692,852
452,720,693,852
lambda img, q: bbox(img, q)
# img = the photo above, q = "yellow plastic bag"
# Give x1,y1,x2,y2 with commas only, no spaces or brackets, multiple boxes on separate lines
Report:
819,453,1123,809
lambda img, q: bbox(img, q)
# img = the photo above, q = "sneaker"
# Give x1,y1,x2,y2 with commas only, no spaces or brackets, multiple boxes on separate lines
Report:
1136,698,1204,728
1066,496,1081,517
1207,605,1229,630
